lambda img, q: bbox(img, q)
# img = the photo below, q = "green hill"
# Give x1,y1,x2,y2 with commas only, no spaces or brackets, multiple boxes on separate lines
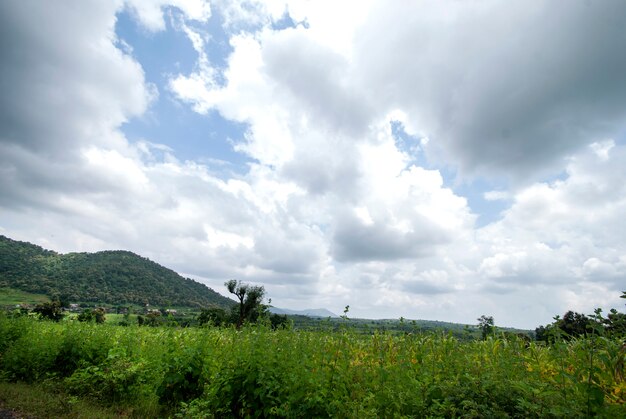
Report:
0,235,235,309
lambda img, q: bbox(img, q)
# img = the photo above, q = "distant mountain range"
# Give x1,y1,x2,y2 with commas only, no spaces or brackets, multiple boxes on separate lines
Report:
0,235,235,309
269,307,338,318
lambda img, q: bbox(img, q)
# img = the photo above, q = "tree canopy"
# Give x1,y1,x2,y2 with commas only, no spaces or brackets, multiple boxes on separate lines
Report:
0,235,235,309
225,279,265,328
477,315,495,340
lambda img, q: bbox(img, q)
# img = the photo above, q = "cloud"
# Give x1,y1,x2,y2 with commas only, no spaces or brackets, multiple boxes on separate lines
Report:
476,141,626,297
352,1,626,179
149,1,626,328
125,0,212,32
2,0,626,330
262,28,374,137
196,0,626,180
0,1,151,156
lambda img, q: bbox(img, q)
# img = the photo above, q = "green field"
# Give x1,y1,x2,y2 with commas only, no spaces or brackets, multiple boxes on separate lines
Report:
0,315,624,418
0,287,49,307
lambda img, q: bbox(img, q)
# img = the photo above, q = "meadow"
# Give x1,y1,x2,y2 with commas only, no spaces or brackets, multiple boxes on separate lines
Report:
0,314,624,418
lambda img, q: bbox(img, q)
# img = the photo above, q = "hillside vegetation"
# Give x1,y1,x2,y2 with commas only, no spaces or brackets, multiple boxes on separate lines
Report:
0,235,234,309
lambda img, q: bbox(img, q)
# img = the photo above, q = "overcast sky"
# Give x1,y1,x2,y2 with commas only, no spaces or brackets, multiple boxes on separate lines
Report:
1,0,625,328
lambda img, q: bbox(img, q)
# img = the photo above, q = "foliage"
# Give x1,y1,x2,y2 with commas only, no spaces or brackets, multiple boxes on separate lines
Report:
144,311,163,327
269,313,289,330
0,315,625,418
156,345,206,407
0,235,235,309
603,309,626,336
77,308,106,324
197,307,227,327
225,280,265,328
64,347,149,405
536,308,625,343
477,314,495,340
32,300,64,322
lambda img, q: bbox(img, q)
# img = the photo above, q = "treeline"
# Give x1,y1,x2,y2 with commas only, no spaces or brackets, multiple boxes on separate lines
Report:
535,292,626,342
0,235,234,309
19,280,290,331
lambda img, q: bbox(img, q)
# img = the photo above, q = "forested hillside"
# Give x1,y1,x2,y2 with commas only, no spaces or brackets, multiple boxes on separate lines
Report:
0,235,234,308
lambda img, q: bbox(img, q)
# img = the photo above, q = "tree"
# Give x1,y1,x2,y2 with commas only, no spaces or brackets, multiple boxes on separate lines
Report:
477,315,494,340
602,308,626,337
536,311,602,342
32,300,64,322
145,310,162,326
77,307,106,324
535,324,553,342
269,313,289,330
197,307,227,327
559,311,594,338
225,279,265,328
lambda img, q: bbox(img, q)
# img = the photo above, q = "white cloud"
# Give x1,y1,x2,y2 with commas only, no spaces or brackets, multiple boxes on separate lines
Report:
589,140,615,161
125,0,211,31
353,1,626,179
202,0,626,180
2,0,626,330
484,191,510,201
473,142,626,323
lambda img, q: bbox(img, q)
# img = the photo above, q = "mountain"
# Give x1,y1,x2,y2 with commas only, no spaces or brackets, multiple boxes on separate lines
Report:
0,235,235,309
269,307,338,318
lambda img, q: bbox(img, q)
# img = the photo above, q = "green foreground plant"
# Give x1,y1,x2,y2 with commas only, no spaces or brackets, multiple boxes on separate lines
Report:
0,314,624,418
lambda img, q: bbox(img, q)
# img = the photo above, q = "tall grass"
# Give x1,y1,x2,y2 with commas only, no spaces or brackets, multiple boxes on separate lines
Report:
0,315,624,417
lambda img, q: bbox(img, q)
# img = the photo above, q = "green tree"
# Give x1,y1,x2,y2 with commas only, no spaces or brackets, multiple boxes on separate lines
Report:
77,307,106,324
197,307,228,327
602,309,626,337
225,279,265,328
145,311,162,326
32,300,64,322
269,313,289,330
477,315,494,340
558,310,594,338
77,308,94,322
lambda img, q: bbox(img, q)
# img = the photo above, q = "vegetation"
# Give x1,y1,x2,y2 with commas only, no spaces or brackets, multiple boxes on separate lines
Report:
0,381,135,418
225,279,266,328
0,287,49,306
0,313,624,418
0,235,235,309
536,308,626,343
477,314,495,340
1,234,625,416
32,300,65,322
77,307,107,324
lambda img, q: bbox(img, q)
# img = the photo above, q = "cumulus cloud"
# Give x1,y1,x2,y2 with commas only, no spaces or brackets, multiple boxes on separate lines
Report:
192,0,626,179
354,1,626,178
125,0,212,31
0,1,151,155
2,0,626,329
474,141,626,320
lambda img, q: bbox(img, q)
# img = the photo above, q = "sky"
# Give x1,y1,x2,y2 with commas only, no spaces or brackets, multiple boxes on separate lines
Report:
1,0,625,329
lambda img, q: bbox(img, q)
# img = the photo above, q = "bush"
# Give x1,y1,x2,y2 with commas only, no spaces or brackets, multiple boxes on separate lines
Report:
77,308,106,324
32,301,64,322
65,347,147,405
1,317,625,417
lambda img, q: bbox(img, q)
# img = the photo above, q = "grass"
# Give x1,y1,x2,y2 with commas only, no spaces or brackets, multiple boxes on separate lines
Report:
0,381,132,419
0,288,49,307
